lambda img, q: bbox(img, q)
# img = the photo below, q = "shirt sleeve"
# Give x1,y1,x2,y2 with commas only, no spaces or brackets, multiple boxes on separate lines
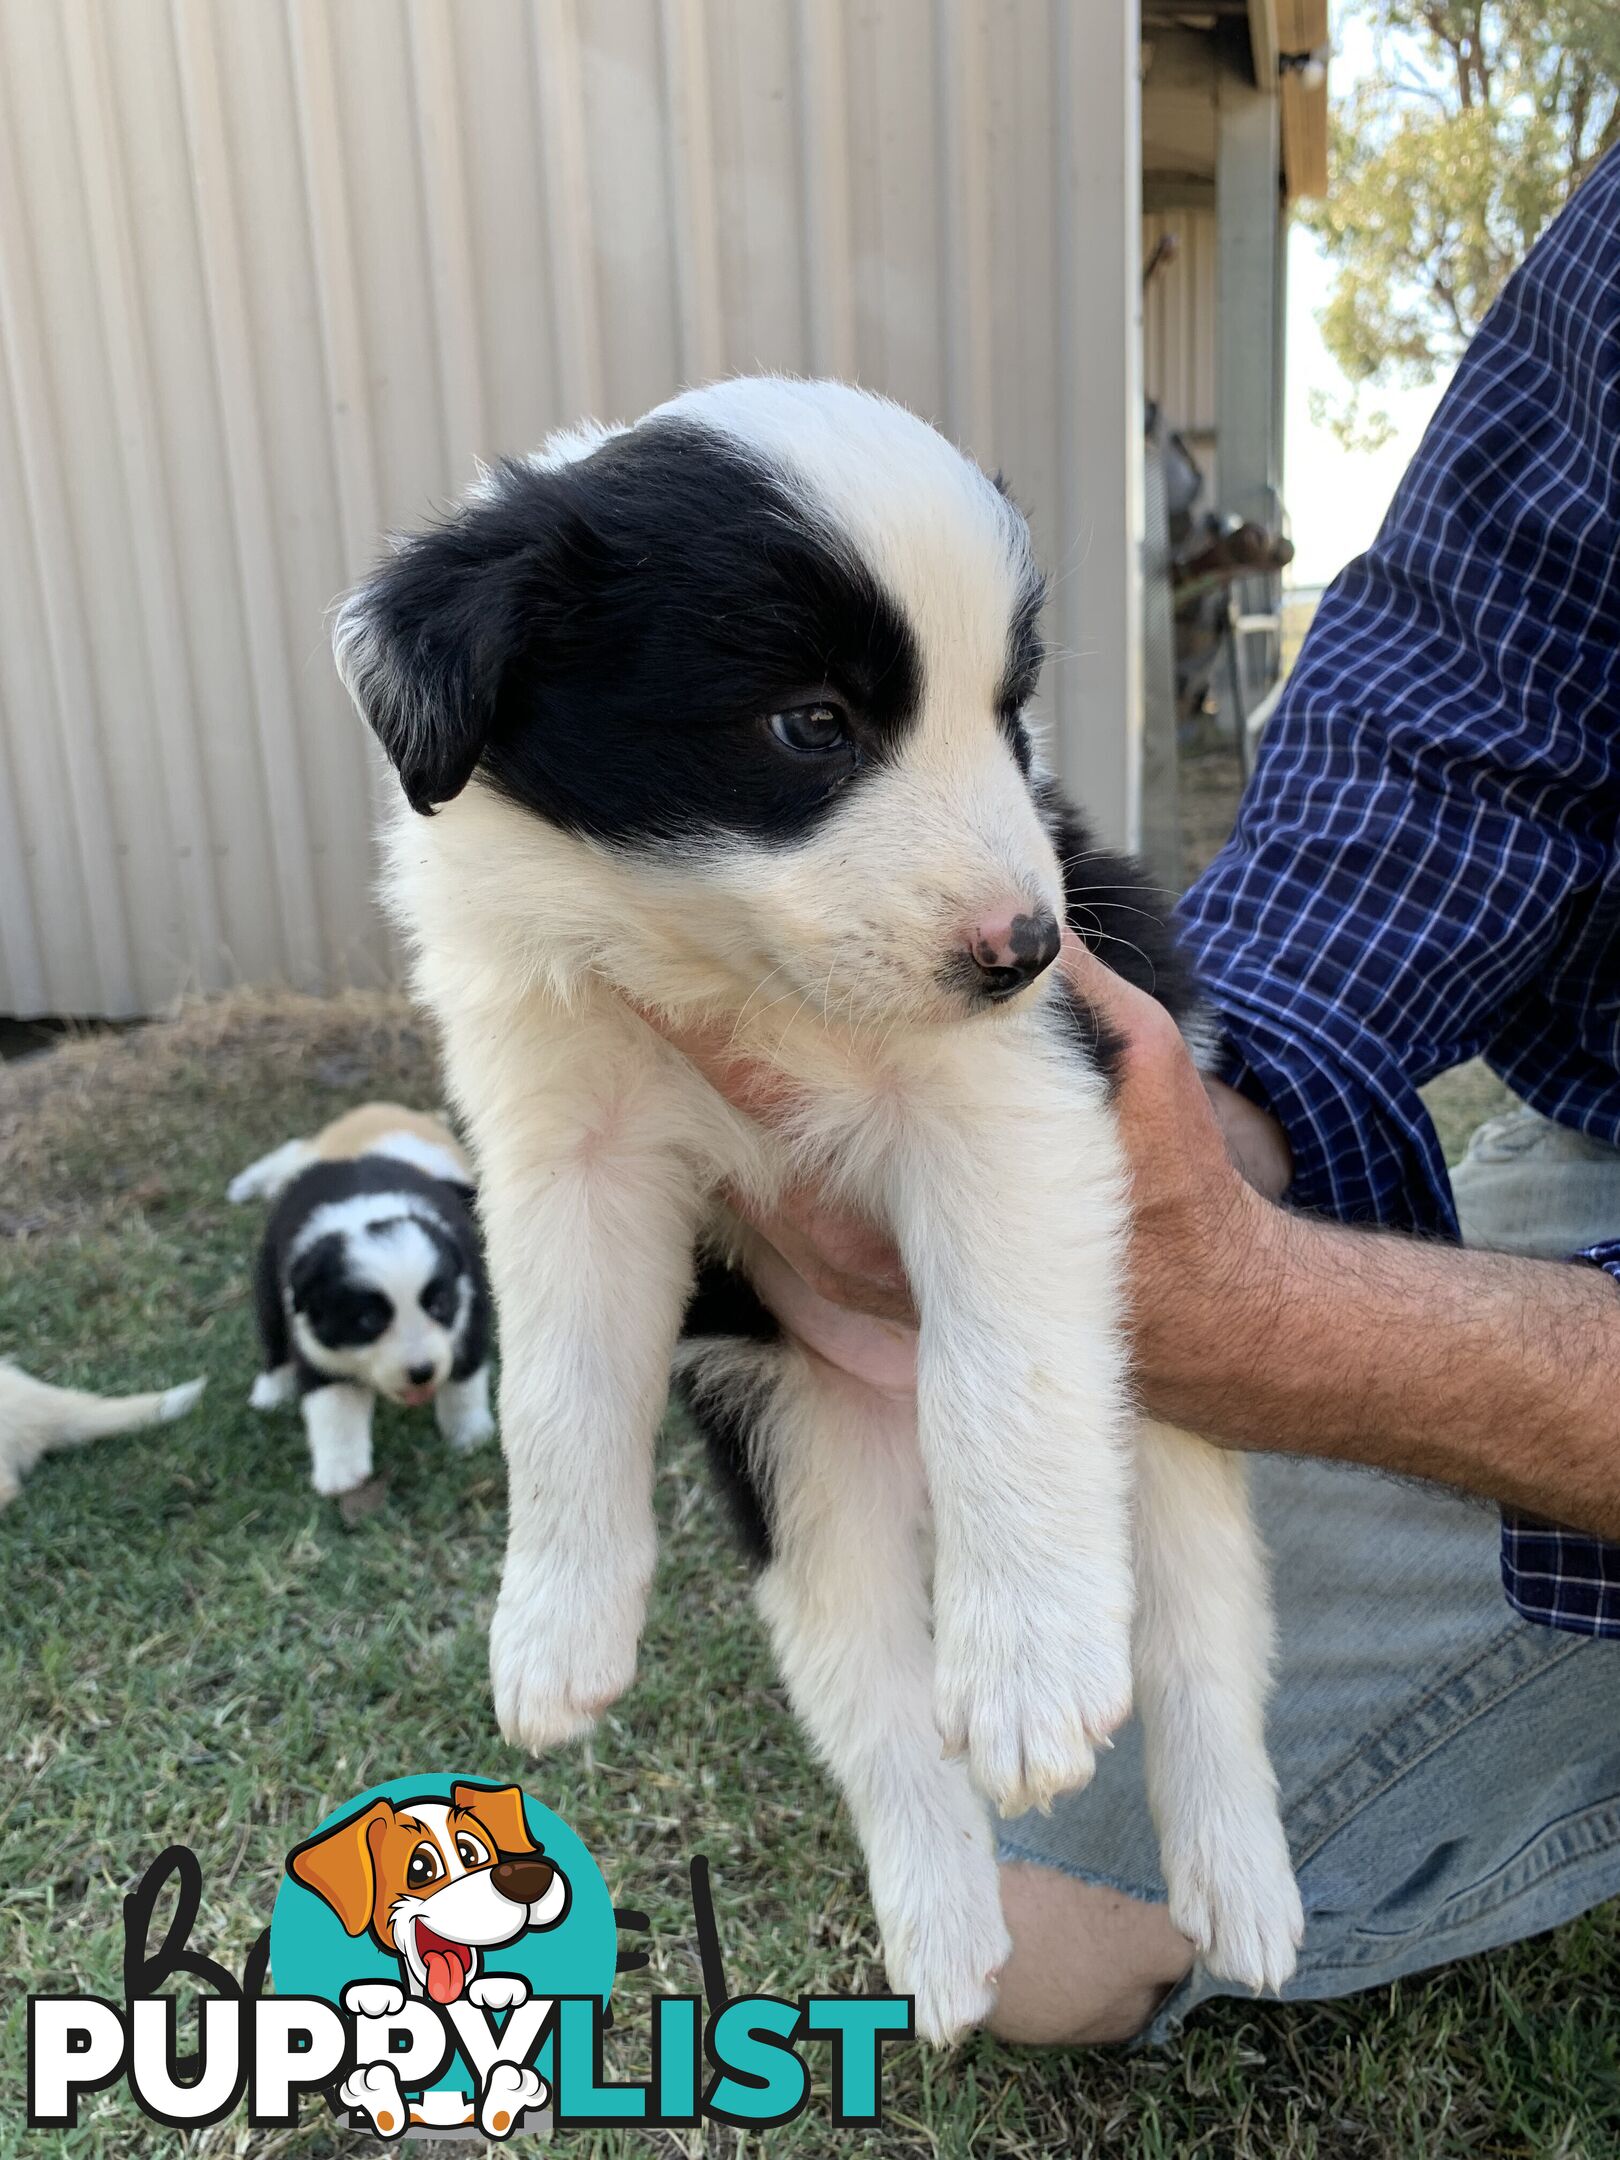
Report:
1499,1242,1620,1638
1176,153,1620,1236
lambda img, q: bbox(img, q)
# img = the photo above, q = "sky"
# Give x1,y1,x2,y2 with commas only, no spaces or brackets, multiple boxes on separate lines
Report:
1283,6,1456,588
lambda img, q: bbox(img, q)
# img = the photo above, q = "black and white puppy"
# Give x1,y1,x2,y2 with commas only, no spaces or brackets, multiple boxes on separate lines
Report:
232,1105,494,1495
334,379,1302,2038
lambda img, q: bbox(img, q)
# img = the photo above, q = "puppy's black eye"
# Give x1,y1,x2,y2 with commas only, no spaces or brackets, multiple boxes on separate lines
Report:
422,1275,458,1326
350,1295,391,1343
407,1844,442,1888
767,702,851,755
455,1833,488,1868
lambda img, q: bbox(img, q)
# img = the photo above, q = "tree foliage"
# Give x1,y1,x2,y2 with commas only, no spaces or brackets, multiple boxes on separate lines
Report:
1304,2,1620,445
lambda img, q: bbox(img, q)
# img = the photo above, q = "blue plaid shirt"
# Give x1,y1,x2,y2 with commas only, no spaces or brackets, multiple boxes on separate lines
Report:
1177,148,1620,1638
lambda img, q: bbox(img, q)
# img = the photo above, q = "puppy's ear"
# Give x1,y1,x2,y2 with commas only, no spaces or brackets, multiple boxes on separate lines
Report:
334,468,561,815
286,1233,343,1316
453,1781,536,1858
287,1801,391,1935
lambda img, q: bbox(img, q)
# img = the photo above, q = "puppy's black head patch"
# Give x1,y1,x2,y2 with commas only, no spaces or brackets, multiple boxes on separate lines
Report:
338,421,921,848
416,1219,471,1327
997,575,1045,774
287,1234,392,1351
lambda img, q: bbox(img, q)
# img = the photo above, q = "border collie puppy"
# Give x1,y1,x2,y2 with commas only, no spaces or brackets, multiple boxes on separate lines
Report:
334,380,1302,2039
231,1105,494,1495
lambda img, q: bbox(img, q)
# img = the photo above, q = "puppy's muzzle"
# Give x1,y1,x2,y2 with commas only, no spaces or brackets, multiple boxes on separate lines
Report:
965,908,1062,1000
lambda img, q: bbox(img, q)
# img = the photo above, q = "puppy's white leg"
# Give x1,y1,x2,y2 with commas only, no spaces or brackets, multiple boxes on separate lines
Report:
302,1384,375,1496
460,1038,704,1754
732,1351,1009,2045
890,1038,1135,1816
341,1982,405,2019
227,1138,313,1204
1134,1419,1303,1992
249,1365,296,1412
436,1365,495,1452
466,1974,529,2011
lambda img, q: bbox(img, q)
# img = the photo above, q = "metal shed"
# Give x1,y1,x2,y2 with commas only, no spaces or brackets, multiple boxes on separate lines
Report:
0,0,1325,1017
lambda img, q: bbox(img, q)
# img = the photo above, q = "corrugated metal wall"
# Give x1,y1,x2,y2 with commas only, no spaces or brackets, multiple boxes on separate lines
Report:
0,0,1144,1018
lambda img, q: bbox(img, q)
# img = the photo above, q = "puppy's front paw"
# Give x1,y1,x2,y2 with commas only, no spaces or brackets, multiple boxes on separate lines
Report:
342,1980,406,2019
934,1568,1132,1817
490,1549,648,1753
309,1445,373,1499
878,1854,1011,2048
468,1972,530,2012
446,1403,497,1453
250,1367,295,1413
1163,1788,1303,1995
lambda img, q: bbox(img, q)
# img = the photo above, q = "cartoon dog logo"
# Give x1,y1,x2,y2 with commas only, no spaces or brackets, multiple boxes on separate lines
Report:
287,1782,569,2137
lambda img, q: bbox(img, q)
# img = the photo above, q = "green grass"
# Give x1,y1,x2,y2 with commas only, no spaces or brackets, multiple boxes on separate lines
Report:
1,1003,1614,2157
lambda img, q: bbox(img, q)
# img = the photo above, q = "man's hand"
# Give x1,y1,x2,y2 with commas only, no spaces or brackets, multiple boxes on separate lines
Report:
652,946,1620,1537
650,935,1292,1409
652,951,1620,1535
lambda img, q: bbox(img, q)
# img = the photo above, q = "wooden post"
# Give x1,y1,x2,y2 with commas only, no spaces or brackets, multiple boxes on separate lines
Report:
1216,64,1282,535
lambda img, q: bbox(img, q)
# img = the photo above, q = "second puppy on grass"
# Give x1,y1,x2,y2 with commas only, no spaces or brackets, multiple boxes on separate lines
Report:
230,1104,494,1496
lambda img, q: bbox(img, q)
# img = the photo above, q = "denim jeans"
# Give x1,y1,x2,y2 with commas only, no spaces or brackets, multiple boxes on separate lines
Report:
996,1105,1620,2038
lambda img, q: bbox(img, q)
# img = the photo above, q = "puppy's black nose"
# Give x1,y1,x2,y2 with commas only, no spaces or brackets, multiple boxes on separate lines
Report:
967,907,1062,1000
407,1362,436,1386
491,1856,554,1905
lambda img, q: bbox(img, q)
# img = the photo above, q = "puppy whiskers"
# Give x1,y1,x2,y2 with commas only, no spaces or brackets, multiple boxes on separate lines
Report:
1068,905,1157,990
726,962,793,1050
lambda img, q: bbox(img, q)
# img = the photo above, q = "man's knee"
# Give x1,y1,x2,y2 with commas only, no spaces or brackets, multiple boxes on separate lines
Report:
986,1861,1193,2046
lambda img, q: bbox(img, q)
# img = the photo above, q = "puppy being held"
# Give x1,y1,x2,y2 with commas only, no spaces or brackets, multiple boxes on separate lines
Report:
231,1104,494,1495
334,379,1302,2040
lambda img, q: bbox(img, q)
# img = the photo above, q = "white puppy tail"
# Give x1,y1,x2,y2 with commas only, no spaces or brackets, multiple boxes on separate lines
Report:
227,1137,314,1204
0,1365,206,1497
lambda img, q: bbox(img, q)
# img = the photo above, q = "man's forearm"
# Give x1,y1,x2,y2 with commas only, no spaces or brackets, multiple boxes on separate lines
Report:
1154,1200,1620,1538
